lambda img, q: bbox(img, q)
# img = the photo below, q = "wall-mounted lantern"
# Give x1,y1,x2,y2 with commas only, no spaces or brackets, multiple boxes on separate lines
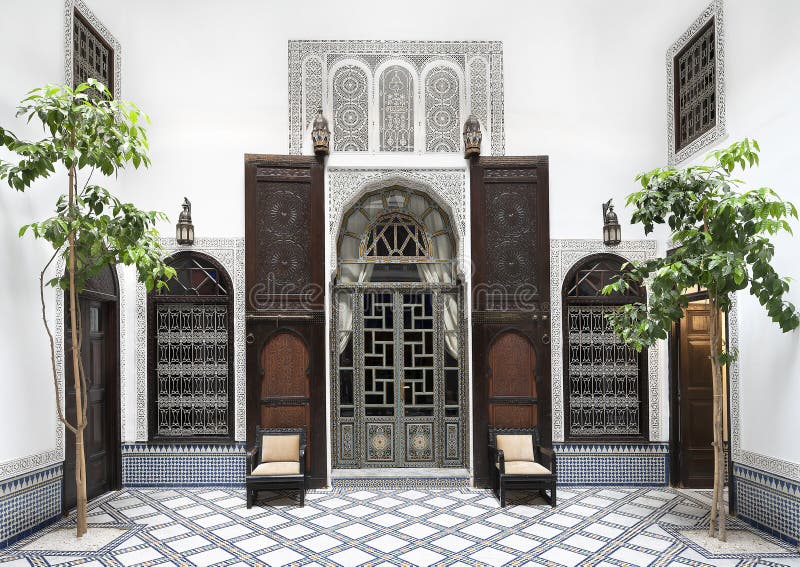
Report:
311,108,331,156
176,197,195,245
463,114,482,159
602,199,621,246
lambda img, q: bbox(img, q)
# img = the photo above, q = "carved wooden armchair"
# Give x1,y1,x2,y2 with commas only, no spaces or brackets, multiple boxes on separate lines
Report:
246,427,306,508
488,427,556,507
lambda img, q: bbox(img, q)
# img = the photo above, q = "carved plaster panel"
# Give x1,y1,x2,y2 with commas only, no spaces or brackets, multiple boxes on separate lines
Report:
327,168,466,274
666,0,726,166
135,238,246,442
550,239,660,443
64,0,122,99
289,41,503,155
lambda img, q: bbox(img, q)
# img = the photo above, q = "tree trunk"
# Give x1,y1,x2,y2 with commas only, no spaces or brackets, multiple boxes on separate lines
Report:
707,295,727,540
68,164,88,537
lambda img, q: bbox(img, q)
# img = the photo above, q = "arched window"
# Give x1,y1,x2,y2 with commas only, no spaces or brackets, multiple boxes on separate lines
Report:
148,252,233,440
562,254,648,441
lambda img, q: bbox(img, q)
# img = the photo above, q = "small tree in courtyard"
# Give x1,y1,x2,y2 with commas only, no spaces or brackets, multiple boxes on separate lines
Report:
603,139,799,541
0,80,175,537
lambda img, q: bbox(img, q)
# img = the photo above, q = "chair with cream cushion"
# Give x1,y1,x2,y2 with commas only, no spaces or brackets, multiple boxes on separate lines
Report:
246,427,306,508
488,427,556,507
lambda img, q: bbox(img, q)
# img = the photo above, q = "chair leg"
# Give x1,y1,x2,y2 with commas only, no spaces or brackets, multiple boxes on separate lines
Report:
499,482,506,508
299,483,305,507
247,488,254,509
550,483,557,508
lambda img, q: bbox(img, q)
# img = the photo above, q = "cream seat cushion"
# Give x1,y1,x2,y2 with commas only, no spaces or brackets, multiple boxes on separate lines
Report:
261,434,300,464
497,461,551,475
496,434,535,462
252,461,300,476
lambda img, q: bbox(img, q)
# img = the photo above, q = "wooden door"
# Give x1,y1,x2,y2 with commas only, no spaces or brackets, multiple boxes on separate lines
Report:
677,302,714,487
245,154,326,487
488,332,538,428
470,156,550,486
64,296,117,511
259,332,311,464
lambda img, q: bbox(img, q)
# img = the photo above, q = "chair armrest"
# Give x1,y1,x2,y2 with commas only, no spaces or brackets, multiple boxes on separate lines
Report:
496,449,505,475
299,446,307,474
247,447,259,474
537,447,555,473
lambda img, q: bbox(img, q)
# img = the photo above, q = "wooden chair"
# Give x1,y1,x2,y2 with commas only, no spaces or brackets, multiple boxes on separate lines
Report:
246,427,306,508
488,427,556,508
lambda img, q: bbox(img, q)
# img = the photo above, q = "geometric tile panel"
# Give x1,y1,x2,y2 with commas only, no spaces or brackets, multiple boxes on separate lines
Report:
0,464,62,548
555,444,669,486
2,485,798,565
122,444,247,487
734,464,800,546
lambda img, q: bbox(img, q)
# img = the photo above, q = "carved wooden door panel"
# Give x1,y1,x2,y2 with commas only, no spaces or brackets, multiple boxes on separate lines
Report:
488,332,538,429
678,302,714,488
470,156,550,487
245,155,326,487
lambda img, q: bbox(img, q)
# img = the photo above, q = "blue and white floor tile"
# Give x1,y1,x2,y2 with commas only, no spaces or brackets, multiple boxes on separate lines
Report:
1,486,798,566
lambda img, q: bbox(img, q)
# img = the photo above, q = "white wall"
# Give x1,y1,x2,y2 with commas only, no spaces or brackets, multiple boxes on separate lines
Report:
6,0,798,477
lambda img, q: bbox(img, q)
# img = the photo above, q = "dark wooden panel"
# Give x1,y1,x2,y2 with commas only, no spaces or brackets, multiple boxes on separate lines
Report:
678,302,714,488
470,157,550,487
245,154,326,488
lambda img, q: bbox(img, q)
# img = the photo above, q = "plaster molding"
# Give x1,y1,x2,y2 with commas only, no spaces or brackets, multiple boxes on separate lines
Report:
64,0,122,99
666,0,726,166
134,238,246,442
289,40,504,155
550,239,661,443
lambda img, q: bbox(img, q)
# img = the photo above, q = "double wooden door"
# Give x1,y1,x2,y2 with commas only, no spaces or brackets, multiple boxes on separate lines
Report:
64,294,119,512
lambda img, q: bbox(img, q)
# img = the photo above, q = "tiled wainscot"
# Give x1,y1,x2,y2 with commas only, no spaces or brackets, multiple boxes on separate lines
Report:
734,464,800,545
0,464,62,548
121,444,247,487
554,444,669,486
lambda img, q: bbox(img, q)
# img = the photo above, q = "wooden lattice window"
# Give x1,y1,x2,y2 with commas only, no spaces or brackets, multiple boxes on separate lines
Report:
563,254,648,441
72,9,114,95
362,212,431,260
148,252,233,441
673,18,716,153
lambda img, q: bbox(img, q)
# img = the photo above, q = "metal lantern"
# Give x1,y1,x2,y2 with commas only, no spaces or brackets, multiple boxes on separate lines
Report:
463,114,482,159
176,197,195,245
311,108,331,156
602,199,621,246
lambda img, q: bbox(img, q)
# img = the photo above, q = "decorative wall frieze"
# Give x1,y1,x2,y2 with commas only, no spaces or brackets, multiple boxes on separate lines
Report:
289,41,504,155
134,238,246,441
63,0,122,98
666,0,726,165
327,168,467,274
550,239,661,443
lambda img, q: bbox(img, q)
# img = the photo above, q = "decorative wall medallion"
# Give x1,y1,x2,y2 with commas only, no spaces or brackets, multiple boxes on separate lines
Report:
550,239,660,443
666,0,726,165
64,0,122,99
289,41,503,155
255,187,311,288
135,238,246,442
486,185,536,286
406,423,434,462
366,423,394,462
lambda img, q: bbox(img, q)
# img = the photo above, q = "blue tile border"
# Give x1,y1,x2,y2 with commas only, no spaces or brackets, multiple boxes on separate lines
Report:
733,463,800,546
0,463,62,548
121,443,247,487
553,443,669,486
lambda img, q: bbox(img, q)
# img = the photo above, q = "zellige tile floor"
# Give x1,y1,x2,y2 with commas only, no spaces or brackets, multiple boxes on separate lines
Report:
1,486,798,566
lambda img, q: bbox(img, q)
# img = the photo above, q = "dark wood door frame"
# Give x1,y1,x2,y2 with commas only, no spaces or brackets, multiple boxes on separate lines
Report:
668,291,734,512
62,286,121,515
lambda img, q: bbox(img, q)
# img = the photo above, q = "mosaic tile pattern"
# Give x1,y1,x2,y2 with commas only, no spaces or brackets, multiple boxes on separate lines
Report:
3,485,798,565
734,463,800,545
554,444,669,485
121,444,247,486
0,464,62,548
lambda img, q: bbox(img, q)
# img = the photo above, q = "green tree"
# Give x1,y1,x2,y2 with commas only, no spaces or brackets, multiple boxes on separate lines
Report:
603,139,799,541
0,80,175,537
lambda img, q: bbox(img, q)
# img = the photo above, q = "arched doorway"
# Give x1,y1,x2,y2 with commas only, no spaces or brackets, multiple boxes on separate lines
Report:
332,186,466,468
63,264,120,513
